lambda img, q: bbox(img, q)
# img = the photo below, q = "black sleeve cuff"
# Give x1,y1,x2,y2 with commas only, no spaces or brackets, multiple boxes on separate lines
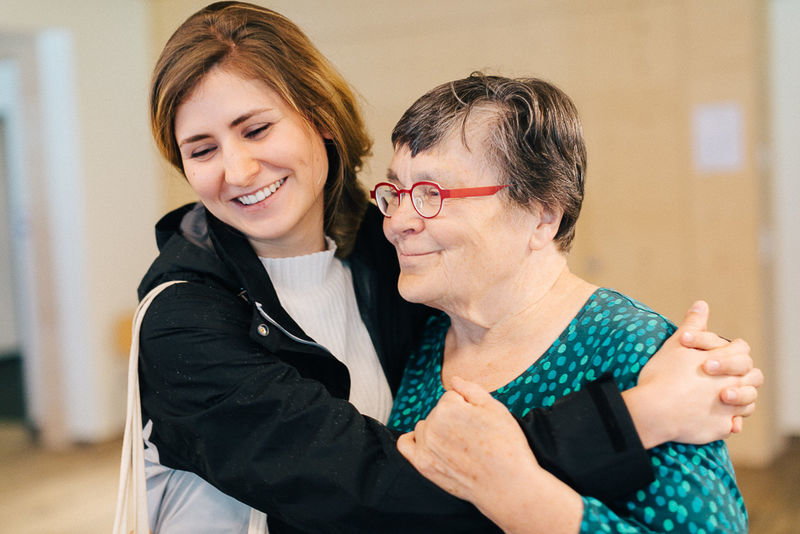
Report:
515,374,654,502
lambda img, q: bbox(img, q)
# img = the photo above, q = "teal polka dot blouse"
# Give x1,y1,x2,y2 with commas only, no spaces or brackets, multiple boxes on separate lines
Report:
388,288,747,533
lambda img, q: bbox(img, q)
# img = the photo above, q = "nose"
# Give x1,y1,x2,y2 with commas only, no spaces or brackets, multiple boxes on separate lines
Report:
383,191,424,237
223,142,259,187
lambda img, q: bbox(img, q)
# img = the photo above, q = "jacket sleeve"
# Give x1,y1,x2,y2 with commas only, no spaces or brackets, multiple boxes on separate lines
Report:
138,281,500,533
516,373,654,502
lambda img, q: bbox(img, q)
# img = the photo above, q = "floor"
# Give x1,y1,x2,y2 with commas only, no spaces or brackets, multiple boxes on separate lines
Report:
0,422,796,533
0,424,119,534
735,437,800,534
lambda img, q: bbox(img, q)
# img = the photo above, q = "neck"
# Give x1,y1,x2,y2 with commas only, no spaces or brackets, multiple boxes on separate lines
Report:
440,250,597,390
445,246,570,336
249,223,327,259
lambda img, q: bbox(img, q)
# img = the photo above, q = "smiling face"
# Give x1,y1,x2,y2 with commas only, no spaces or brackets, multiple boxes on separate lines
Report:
383,121,541,316
174,68,329,258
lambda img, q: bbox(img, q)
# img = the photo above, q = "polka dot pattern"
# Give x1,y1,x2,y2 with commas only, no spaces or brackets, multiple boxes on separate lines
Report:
388,288,747,533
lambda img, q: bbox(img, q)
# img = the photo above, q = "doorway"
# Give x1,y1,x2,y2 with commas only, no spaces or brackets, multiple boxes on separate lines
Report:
0,116,25,422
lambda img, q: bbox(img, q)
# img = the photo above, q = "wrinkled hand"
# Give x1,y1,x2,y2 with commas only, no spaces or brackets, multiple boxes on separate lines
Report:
632,301,764,447
397,378,583,533
397,376,542,504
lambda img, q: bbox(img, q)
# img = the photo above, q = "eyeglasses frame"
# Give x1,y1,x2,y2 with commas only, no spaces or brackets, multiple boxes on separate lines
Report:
369,181,510,219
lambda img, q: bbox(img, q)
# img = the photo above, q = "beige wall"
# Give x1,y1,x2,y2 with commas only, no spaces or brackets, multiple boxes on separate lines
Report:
150,0,777,465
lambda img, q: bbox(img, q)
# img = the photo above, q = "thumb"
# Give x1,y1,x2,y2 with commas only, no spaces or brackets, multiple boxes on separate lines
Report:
451,376,494,407
678,300,709,334
396,431,416,461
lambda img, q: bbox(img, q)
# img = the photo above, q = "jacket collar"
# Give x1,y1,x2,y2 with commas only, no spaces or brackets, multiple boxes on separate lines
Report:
204,209,330,347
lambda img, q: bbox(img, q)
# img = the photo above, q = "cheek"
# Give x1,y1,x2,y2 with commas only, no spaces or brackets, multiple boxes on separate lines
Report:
183,166,217,199
312,149,329,190
382,218,393,242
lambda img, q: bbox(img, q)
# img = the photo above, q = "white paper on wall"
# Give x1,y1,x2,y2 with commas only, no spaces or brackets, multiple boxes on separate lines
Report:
692,102,744,174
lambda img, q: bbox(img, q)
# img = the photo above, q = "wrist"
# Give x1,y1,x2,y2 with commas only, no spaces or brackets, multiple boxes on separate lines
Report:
476,461,582,534
622,385,674,448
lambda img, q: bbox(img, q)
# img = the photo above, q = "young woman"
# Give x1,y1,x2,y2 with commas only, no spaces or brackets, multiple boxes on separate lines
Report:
137,3,761,532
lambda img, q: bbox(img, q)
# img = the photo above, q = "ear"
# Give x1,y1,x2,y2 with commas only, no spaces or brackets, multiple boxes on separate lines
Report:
528,204,563,251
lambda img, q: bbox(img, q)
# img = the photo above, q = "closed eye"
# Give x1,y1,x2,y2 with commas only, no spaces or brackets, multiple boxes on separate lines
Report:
189,144,217,160
244,123,271,139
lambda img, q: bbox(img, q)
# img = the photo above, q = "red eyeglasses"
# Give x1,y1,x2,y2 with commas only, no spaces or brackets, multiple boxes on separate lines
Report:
369,181,509,218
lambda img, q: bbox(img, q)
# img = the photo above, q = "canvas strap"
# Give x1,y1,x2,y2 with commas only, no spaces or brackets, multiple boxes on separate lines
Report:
112,280,267,533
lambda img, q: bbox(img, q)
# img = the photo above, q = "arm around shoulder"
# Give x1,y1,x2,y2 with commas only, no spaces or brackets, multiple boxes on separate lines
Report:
138,281,496,532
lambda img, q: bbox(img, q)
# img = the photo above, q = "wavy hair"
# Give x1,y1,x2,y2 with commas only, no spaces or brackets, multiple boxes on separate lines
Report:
150,1,371,256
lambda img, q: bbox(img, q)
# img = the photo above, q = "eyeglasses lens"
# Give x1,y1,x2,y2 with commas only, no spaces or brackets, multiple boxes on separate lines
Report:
375,185,398,216
412,184,441,218
374,183,443,218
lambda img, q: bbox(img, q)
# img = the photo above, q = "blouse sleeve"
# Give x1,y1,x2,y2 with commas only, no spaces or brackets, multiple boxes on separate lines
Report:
580,440,747,533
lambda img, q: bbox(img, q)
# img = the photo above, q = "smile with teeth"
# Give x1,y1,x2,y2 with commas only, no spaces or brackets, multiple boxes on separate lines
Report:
236,178,287,205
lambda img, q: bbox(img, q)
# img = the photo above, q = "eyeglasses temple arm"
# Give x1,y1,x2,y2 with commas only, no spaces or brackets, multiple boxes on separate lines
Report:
441,184,509,199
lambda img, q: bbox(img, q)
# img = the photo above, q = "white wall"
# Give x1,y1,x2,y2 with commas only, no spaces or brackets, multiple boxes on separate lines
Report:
769,0,800,435
0,0,159,442
0,62,20,355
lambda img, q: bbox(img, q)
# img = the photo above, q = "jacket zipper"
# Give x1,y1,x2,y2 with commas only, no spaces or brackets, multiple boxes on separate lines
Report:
253,301,333,355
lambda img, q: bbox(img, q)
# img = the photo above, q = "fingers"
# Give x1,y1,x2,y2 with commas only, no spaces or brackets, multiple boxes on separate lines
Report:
739,402,756,418
703,339,753,376
742,367,765,388
681,330,728,350
412,418,428,446
450,376,494,407
731,416,743,434
677,300,709,333
397,431,416,461
721,385,758,406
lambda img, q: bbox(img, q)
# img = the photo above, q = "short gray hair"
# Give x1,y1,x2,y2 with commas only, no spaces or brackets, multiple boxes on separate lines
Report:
391,73,586,252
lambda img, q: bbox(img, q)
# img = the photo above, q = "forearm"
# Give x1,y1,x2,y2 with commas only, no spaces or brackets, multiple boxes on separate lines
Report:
473,460,583,534
620,385,673,449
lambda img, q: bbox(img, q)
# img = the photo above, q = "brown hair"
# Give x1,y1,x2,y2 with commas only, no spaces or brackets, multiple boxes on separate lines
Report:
392,73,586,252
150,1,371,256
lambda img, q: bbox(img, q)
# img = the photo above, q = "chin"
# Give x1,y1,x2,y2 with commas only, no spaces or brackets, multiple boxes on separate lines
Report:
397,274,436,306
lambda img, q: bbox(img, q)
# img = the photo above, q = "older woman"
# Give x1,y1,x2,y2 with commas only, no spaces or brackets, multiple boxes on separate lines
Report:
379,74,748,532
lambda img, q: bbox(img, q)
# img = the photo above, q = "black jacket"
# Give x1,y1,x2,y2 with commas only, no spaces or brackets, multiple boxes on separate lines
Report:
138,203,652,533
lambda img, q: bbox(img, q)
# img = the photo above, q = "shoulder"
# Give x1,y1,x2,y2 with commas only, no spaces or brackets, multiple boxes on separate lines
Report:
584,288,676,338
138,205,241,300
140,278,251,341
574,289,676,389
138,280,253,374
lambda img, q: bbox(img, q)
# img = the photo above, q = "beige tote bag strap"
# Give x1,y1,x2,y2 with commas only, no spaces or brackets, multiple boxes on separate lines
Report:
113,280,185,534
112,280,269,534
248,509,268,534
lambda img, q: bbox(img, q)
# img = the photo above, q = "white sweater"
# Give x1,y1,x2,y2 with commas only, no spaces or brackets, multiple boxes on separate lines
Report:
259,237,393,423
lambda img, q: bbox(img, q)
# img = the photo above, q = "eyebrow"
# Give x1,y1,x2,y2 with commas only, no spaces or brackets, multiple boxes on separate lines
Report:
386,168,451,186
178,108,272,146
